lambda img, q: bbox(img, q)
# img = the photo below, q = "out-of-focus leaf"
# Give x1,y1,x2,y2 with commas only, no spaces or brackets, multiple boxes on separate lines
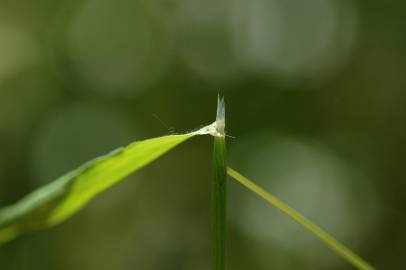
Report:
0,123,216,245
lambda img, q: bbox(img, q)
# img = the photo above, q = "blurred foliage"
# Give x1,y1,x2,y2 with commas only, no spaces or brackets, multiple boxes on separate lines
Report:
0,0,405,269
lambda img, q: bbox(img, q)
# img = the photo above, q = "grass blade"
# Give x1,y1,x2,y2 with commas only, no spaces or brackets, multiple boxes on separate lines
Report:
211,96,227,270
227,167,375,270
0,124,217,245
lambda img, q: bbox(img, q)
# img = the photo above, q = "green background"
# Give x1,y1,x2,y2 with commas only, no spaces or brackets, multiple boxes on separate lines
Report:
0,0,405,269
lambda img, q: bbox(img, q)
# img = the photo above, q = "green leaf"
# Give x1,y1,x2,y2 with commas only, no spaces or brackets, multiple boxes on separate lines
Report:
0,123,216,245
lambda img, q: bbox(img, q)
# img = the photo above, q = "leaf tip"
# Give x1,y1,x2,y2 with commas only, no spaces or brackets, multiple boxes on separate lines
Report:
215,94,225,137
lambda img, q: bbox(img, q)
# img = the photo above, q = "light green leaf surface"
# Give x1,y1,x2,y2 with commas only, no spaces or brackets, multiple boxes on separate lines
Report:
0,123,216,245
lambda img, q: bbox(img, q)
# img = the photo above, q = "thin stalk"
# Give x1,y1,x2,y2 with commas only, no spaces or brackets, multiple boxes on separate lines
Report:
211,96,227,270
227,167,375,270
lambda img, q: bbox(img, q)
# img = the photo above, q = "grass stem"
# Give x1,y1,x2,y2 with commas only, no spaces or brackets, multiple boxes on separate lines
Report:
212,137,227,270
211,96,227,270
227,167,375,270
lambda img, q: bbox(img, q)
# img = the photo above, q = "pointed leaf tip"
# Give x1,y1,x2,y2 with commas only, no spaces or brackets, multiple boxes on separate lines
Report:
215,95,225,136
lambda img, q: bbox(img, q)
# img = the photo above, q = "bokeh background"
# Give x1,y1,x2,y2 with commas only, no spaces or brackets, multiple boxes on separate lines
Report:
0,0,405,269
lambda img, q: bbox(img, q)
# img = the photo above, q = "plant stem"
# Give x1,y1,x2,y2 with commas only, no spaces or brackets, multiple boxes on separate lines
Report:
211,95,227,270
227,167,375,270
212,137,227,270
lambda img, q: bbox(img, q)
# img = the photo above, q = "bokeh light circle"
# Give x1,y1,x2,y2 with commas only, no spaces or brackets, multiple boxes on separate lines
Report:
31,103,136,186
0,23,39,86
228,0,358,86
67,0,175,96
178,0,243,82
